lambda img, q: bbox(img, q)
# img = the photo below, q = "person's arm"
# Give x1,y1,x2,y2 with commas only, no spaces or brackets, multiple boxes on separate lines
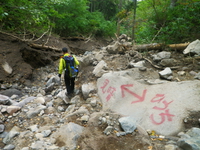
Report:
73,56,80,67
58,58,65,76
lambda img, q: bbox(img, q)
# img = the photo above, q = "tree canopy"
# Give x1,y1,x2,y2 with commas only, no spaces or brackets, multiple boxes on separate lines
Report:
0,0,199,44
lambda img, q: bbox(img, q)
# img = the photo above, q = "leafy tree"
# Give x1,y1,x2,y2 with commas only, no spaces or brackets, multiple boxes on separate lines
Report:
89,0,119,20
0,0,52,36
52,0,116,37
134,0,200,44
0,0,116,38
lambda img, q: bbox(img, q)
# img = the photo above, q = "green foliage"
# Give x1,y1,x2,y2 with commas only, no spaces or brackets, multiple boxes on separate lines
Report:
52,0,116,37
83,11,116,37
89,0,119,20
0,0,51,35
0,0,116,38
1,0,199,42
134,0,200,44
161,1,200,43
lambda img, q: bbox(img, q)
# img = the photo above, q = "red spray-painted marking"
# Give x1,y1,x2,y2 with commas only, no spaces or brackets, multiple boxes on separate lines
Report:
153,100,173,110
150,94,175,125
150,109,175,125
100,79,175,125
100,79,116,101
106,86,116,102
151,94,165,103
100,79,109,94
120,84,147,104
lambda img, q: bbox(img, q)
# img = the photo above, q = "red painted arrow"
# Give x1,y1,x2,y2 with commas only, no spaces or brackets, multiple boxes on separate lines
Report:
121,84,147,104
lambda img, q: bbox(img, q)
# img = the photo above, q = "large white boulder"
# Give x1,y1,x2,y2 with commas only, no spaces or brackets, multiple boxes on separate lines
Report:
97,69,200,136
183,39,200,55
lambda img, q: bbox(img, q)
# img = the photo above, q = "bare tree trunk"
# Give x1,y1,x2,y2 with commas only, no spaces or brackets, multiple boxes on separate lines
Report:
170,0,177,8
134,43,189,51
132,0,137,40
117,0,122,37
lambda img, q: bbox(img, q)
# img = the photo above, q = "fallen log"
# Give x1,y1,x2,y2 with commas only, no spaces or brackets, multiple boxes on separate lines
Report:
168,43,190,50
29,43,61,52
134,43,166,51
134,43,190,51
143,57,180,70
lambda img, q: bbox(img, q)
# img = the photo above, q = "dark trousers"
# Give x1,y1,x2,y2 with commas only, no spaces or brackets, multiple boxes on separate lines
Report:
64,72,75,94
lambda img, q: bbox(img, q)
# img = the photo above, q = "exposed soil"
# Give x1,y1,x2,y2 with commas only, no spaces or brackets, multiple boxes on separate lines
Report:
1,32,200,150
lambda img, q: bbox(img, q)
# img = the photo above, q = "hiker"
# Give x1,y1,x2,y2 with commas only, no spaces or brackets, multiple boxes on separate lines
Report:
58,47,79,96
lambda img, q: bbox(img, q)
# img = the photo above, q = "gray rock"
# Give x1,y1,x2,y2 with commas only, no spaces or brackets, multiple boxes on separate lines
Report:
33,97,45,105
56,90,69,104
3,126,20,144
0,94,10,105
118,116,137,134
177,127,200,150
79,115,89,122
183,39,200,55
65,104,76,115
10,94,19,99
27,105,46,118
177,71,186,76
116,131,126,137
29,125,38,132
94,51,104,61
0,124,5,133
152,51,171,61
70,95,80,104
81,82,97,99
160,58,177,67
194,72,200,80
0,89,22,97
6,106,21,114
58,106,65,112
103,125,114,135
41,130,51,137
21,147,29,150
45,82,55,93
159,67,173,80
92,60,108,77
139,67,147,71
189,71,197,76
3,144,15,150
164,144,179,150
51,122,84,150
0,131,8,138
129,60,145,68
13,96,36,108
106,41,121,54
46,76,61,87
90,99,97,107
80,53,95,67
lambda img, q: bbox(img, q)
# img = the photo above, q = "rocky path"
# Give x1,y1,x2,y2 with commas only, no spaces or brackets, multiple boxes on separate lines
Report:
1,36,200,150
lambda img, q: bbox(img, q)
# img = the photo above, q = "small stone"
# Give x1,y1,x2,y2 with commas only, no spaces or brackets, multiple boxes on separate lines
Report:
42,130,51,137
0,124,5,133
6,106,21,115
177,71,186,76
3,144,15,150
139,67,147,71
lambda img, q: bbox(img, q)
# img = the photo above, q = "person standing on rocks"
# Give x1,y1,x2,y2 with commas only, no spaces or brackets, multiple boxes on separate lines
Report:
58,47,79,96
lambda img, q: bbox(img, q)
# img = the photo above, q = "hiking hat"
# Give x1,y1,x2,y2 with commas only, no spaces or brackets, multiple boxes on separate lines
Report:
62,47,68,53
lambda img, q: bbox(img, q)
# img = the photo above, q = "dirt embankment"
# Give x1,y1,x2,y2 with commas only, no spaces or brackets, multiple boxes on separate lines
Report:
0,33,109,84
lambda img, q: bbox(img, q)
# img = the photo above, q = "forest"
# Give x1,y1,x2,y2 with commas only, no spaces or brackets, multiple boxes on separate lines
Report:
0,0,199,44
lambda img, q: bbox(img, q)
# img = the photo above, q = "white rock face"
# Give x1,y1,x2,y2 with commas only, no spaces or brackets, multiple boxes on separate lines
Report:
92,60,108,77
2,62,12,74
81,82,97,99
97,70,200,135
152,51,171,61
183,39,200,55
